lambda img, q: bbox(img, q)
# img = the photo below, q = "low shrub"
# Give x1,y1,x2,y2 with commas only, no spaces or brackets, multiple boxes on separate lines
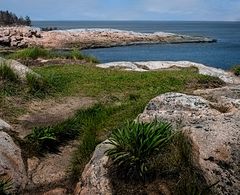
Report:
70,48,84,60
232,65,240,76
106,120,173,179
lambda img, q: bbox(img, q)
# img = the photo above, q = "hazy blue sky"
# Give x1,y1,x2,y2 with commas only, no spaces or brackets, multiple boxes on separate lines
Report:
1,0,240,21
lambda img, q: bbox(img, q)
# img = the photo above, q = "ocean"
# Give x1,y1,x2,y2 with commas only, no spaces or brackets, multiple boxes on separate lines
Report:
32,21,240,69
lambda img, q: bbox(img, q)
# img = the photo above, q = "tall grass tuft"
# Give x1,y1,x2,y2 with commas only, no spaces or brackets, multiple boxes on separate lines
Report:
0,177,12,195
106,120,173,179
8,47,49,60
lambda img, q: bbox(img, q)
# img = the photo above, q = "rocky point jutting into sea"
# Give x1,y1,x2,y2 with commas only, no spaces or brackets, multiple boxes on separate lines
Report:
0,26,216,49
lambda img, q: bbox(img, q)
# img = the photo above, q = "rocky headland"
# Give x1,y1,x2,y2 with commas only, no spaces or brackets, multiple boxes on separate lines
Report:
0,26,216,49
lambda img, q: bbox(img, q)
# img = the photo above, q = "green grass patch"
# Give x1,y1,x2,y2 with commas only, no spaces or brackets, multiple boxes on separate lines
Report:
8,47,49,60
33,65,223,100
7,47,100,63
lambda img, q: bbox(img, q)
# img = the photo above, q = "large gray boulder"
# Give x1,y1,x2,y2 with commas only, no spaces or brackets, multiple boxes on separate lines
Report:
0,131,27,193
138,90,240,194
0,57,40,81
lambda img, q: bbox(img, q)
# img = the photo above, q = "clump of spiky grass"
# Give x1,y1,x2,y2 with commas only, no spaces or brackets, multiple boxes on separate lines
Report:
0,177,12,195
106,120,173,179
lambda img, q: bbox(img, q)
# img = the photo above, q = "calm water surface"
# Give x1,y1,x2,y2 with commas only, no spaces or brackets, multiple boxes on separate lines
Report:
33,21,240,69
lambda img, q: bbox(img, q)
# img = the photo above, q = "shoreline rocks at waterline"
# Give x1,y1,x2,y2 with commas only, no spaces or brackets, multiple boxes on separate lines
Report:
0,26,217,49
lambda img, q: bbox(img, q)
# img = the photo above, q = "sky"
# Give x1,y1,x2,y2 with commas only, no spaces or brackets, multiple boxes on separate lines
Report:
0,0,240,21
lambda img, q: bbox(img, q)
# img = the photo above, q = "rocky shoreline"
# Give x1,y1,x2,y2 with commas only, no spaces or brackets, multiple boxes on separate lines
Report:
0,26,217,49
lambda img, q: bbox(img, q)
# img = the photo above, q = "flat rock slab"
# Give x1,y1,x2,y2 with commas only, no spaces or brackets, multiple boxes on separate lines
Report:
27,141,78,188
97,61,240,84
138,90,240,195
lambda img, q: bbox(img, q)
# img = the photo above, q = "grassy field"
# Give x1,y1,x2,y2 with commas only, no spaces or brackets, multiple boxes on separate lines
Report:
0,61,224,193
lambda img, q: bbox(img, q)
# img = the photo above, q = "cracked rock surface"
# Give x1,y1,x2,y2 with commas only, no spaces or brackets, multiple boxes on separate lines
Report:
138,88,240,195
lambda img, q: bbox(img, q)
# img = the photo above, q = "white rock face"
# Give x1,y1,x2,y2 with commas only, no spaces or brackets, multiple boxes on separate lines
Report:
0,57,40,81
138,89,240,195
0,131,27,193
97,61,240,84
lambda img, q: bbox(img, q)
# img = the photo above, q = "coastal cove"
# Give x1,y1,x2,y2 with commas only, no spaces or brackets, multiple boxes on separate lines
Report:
33,21,240,69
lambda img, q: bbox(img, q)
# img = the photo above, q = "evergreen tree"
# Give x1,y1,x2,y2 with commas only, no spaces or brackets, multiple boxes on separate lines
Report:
0,10,31,26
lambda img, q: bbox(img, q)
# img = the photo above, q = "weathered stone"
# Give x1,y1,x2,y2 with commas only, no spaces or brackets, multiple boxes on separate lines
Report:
138,91,240,195
0,131,27,193
74,141,113,195
43,188,67,195
0,57,40,81
0,118,12,131
97,61,240,84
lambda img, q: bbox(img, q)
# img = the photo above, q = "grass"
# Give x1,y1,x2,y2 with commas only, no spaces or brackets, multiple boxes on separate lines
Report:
6,47,100,63
8,47,49,60
106,120,173,179
1,62,224,193
33,65,223,99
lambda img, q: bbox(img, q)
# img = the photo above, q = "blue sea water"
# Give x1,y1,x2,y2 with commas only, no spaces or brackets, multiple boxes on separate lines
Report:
32,21,240,69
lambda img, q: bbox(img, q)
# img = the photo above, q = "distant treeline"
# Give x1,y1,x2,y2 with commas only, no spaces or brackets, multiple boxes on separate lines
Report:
0,10,31,26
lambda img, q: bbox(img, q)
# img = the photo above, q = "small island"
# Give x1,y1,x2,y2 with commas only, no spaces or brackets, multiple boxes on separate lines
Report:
0,26,216,49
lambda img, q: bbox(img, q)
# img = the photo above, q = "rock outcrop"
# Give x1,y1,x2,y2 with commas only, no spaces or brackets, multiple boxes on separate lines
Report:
0,130,27,193
97,61,240,84
138,89,240,195
0,57,40,81
75,85,240,195
74,141,113,195
0,26,216,49
0,26,41,48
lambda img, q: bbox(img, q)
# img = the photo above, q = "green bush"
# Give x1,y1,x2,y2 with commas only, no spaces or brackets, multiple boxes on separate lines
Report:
8,47,49,60
232,65,240,76
70,48,84,60
0,177,12,195
106,120,173,179
0,62,19,82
